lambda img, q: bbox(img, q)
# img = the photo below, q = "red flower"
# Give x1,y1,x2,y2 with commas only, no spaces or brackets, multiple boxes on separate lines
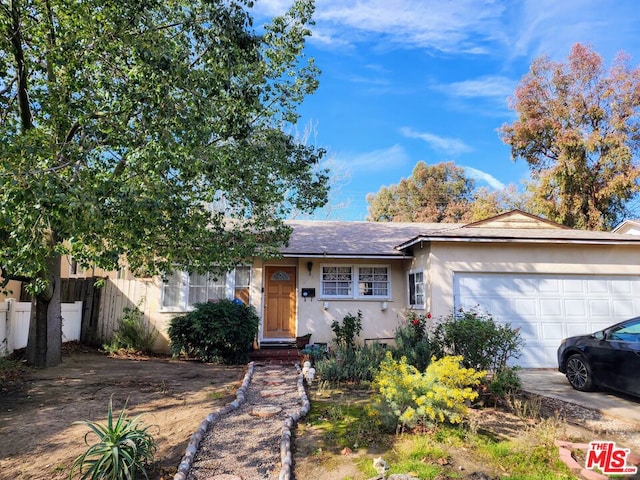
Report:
412,319,419,326
427,312,432,319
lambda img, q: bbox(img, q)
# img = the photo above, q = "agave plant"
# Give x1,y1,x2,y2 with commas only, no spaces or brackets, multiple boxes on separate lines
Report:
69,397,157,480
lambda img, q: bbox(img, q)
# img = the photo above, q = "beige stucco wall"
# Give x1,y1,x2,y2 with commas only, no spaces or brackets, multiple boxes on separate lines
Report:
253,257,413,346
141,256,416,351
423,241,640,319
0,279,22,301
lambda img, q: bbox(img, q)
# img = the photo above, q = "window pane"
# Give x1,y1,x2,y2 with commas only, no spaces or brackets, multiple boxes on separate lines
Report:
409,272,424,306
235,287,250,305
206,272,226,302
190,286,208,305
322,266,352,296
188,271,225,306
235,266,251,287
358,267,388,297
162,271,184,308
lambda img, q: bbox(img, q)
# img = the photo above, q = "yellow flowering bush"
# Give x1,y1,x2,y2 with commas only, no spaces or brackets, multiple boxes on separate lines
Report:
374,352,485,429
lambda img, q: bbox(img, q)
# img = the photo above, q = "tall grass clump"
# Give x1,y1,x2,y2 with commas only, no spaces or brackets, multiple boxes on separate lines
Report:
104,305,157,354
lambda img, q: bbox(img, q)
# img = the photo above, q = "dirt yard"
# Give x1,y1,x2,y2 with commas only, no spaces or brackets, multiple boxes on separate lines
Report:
3,347,640,480
0,346,245,480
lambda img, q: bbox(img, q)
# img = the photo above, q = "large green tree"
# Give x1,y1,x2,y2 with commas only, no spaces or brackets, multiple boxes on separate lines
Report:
366,161,522,223
367,162,475,222
499,43,640,230
0,0,328,366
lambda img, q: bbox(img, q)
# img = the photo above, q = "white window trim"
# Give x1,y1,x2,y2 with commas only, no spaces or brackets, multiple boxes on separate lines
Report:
320,264,392,300
408,269,425,309
161,267,250,312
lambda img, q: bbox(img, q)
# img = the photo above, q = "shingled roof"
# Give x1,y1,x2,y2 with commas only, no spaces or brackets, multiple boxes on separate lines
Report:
283,211,640,258
282,220,461,257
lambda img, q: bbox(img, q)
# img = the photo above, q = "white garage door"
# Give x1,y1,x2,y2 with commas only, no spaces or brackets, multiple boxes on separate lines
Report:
453,273,640,368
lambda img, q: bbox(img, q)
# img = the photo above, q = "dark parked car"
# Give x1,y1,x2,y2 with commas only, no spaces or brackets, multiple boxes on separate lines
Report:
557,316,640,396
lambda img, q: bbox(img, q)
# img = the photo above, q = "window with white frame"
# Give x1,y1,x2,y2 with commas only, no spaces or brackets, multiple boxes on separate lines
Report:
408,270,425,308
162,267,250,311
321,264,390,299
358,266,389,297
321,266,353,297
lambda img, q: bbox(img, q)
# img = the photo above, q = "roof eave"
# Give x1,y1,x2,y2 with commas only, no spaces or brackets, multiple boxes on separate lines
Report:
396,235,640,251
281,253,412,260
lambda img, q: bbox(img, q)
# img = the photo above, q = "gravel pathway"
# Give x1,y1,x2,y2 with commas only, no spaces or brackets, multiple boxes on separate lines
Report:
178,362,307,480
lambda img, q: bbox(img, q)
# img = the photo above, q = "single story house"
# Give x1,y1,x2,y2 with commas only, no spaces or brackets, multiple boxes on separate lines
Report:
124,209,640,368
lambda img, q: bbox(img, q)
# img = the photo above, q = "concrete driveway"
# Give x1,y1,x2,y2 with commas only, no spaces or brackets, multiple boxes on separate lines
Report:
518,369,640,425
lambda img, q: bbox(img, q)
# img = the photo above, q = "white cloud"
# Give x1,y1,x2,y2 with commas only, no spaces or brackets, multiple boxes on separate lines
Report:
434,76,516,100
254,0,506,53
253,0,640,65
400,127,473,156
337,144,410,172
505,0,640,62
463,166,505,190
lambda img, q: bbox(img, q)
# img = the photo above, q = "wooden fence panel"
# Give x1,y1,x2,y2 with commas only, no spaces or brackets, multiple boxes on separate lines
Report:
96,279,150,344
8,277,152,350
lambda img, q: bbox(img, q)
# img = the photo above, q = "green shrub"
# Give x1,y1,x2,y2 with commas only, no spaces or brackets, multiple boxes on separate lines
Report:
104,305,157,354
393,312,431,371
374,352,485,430
70,397,156,480
168,299,259,364
488,366,523,401
331,310,362,349
315,343,387,384
429,308,524,372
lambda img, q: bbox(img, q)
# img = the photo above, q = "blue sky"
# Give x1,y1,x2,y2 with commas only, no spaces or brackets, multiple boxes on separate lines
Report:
254,0,640,220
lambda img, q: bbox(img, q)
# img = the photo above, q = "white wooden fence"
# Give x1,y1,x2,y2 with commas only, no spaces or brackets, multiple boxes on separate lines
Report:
0,300,83,356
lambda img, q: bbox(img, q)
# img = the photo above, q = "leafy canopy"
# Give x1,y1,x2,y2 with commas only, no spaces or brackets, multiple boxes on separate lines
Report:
0,0,328,289
499,43,640,230
366,161,523,223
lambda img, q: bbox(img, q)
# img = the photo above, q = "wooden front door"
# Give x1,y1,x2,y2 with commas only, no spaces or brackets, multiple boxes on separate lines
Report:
264,266,297,339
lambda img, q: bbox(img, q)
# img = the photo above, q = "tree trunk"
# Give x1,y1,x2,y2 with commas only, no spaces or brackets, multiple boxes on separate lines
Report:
27,254,62,367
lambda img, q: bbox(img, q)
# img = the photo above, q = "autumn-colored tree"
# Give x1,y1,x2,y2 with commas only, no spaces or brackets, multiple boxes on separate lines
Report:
367,162,473,222
467,185,528,222
499,43,640,230
367,161,522,223
367,161,524,223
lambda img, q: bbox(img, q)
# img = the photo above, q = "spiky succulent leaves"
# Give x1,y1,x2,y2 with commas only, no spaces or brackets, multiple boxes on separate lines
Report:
70,397,156,480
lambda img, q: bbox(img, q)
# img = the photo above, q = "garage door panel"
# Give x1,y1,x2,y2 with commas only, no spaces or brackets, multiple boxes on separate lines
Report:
611,281,634,294
565,299,586,316
538,278,561,293
588,300,610,316
586,280,609,294
540,299,562,316
488,300,514,315
541,322,564,340
511,321,539,339
613,300,635,317
563,278,587,293
514,298,537,315
566,323,590,337
454,273,640,368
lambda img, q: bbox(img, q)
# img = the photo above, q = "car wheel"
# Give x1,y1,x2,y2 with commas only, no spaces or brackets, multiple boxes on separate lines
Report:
565,354,594,391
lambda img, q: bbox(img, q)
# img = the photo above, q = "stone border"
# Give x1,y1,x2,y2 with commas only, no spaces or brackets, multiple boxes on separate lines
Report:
278,364,311,480
173,362,255,480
